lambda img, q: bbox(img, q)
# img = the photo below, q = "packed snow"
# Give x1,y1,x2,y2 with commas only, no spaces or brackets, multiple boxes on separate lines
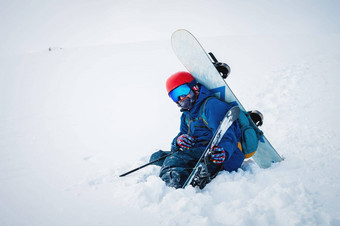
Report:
1,0,339,225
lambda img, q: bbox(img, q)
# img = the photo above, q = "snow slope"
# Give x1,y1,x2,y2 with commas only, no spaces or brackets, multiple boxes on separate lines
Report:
1,1,340,225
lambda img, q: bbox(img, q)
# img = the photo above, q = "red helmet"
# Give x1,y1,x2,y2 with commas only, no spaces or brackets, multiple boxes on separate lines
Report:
166,71,196,94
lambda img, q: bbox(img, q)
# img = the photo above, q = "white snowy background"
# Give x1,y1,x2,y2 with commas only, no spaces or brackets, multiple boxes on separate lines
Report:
1,0,340,225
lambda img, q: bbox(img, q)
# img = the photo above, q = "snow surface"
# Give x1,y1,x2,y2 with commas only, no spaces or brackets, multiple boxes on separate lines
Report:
1,0,340,225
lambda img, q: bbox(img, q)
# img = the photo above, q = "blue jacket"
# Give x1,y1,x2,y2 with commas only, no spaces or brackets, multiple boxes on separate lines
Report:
171,85,244,171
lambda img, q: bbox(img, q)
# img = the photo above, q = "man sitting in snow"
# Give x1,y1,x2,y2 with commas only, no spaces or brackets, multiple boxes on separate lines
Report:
150,71,245,189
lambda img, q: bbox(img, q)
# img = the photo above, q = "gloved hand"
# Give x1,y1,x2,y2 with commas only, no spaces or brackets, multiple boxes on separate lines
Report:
210,146,226,164
176,134,195,150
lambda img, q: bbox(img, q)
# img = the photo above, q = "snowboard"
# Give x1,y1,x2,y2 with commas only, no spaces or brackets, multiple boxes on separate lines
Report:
183,106,241,189
171,29,283,168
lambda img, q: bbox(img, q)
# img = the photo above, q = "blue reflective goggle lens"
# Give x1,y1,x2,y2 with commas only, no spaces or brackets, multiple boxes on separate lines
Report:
169,84,191,102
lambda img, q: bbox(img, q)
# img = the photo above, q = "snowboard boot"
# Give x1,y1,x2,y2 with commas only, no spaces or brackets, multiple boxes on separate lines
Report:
161,170,183,189
249,110,263,127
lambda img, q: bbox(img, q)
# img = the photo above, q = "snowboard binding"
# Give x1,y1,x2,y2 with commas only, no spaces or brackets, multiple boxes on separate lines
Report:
190,164,212,189
209,52,230,79
249,110,264,127
190,153,223,189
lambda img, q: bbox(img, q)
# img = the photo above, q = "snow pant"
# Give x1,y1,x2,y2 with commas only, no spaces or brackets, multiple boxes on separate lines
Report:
149,148,218,188
150,147,244,188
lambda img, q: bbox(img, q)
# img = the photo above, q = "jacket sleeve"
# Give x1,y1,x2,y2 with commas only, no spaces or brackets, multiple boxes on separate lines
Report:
204,98,240,160
171,113,189,152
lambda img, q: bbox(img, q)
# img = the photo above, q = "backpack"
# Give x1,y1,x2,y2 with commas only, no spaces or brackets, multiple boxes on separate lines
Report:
186,97,264,158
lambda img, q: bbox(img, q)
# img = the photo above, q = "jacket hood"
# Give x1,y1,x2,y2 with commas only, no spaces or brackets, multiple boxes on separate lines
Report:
183,85,215,117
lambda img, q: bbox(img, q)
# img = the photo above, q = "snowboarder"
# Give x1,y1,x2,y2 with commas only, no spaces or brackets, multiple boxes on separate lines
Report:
150,71,245,188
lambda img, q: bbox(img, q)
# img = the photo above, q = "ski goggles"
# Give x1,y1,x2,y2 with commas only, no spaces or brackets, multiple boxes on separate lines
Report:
169,84,191,102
